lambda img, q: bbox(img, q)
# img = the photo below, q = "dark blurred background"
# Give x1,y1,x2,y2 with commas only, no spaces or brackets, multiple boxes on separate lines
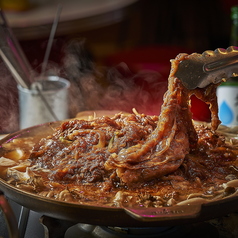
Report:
0,0,237,133
3,0,234,66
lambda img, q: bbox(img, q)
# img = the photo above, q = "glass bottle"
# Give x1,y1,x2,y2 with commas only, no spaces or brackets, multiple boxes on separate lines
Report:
230,5,238,46
217,5,238,126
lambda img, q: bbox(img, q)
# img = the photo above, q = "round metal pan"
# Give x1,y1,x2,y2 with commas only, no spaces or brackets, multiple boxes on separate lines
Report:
1,122,238,227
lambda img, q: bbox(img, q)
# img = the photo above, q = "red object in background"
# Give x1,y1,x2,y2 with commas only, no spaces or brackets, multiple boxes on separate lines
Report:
105,45,211,122
190,95,211,122
105,45,190,78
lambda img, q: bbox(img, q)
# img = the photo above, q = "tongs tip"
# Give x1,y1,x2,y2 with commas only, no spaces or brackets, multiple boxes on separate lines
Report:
175,46,238,90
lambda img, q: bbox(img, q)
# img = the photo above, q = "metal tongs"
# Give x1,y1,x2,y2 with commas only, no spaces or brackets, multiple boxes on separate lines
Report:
175,46,238,89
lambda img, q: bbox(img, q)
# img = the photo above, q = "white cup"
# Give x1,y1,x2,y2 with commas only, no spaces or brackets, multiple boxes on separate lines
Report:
18,76,70,129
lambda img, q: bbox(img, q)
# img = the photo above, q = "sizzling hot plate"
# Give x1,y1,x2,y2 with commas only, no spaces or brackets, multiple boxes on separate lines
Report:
0,121,238,227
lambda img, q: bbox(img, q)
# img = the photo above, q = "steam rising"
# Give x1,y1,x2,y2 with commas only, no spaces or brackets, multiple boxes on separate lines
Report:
63,39,168,117
0,62,19,133
0,39,168,133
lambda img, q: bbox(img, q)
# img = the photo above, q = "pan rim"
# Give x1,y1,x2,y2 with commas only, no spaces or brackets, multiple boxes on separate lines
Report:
1,120,238,224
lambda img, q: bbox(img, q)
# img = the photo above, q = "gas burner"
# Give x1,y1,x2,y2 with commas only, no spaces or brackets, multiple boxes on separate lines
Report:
41,216,219,238
65,225,187,238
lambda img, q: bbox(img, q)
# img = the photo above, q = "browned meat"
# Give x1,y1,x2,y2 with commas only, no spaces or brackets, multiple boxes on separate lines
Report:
3,53,238,207
29,114,159,183
104,54,220,184
29,53,221,186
